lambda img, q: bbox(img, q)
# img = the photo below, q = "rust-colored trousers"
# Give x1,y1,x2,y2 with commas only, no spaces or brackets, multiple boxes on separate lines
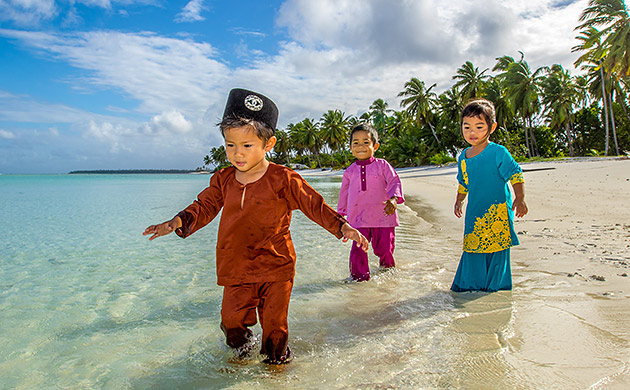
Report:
220,279,294,360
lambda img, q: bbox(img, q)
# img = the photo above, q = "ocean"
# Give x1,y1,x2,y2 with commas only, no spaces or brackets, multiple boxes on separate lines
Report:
0,173,518,389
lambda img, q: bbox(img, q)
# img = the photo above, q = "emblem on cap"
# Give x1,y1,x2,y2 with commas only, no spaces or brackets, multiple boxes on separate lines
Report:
244,95,264,112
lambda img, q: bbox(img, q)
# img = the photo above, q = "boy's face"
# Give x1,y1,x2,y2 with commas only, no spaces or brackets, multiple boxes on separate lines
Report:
350,130,379,160
224,125,275,173
461,115,496,147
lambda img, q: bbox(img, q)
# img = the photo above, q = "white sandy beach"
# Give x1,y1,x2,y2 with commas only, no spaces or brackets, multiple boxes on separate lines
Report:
303,157,630,388
399,158,630,389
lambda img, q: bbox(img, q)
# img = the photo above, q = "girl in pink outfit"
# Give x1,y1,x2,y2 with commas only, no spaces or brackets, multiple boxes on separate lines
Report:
337,123,405,281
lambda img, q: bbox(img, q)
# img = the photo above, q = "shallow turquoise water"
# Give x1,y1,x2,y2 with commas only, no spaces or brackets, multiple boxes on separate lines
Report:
0,174,519,389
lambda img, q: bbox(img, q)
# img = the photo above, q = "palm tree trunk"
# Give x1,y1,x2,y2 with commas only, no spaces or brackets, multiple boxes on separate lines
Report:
600,66,610,155
565,120,574,157
609,91,620,155
428,122,440,145
523,116,531,158
528,117,539,157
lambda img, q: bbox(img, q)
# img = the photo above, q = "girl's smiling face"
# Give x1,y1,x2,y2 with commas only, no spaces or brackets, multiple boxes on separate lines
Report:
350,130,379,160
461,115,496,147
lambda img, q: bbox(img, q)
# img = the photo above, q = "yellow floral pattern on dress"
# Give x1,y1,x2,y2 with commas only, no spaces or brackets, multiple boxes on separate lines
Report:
458,184,468,194
463,202,512,253
461,160,468,185
509,172,524,185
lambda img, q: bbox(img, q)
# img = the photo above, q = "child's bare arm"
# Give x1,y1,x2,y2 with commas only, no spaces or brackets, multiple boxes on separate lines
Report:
383,196,398,215
511,182,528,218
143,216,182,241
340,223,369,252
454,192,467,218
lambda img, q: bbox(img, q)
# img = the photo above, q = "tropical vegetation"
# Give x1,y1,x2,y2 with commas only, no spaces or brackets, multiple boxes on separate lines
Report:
204,0,630,171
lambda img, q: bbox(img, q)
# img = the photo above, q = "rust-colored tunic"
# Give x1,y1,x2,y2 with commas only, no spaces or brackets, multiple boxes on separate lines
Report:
175,163,346,286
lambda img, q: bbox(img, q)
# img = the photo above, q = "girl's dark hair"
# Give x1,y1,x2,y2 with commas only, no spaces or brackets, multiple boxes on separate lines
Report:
349,122,379,145
460,99,496,129
218,116,275,142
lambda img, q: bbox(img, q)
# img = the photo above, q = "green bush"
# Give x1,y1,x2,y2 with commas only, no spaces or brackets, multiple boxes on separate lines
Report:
429,153,456,165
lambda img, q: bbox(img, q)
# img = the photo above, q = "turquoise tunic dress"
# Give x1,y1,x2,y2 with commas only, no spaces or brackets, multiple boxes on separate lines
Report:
451,142,524,292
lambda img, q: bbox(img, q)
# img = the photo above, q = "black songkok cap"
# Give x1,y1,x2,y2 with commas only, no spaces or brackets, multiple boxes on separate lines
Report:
222,88,279,131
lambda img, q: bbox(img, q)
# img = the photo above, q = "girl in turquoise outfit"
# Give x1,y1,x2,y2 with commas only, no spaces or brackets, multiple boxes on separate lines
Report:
452,99,528,292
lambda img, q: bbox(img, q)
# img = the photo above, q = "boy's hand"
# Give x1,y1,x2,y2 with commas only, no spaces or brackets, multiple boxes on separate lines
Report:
512,197,528,218
340,223,369,252
383,197,398,216
143,216,182,241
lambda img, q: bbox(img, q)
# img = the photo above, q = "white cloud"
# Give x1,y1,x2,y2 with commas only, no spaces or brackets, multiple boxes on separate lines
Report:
0,0,591,173
258,0,588,124
142,110,194,134
84,120,132,152
0,0,588,132
0,129,17,139
175,0,206,23
276,0,459,66
0,29,230,116
0,0,57,25
276,0,586,71
0,0,149,26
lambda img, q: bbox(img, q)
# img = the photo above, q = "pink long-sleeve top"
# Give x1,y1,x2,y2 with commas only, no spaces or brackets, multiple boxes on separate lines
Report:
337,157,404,228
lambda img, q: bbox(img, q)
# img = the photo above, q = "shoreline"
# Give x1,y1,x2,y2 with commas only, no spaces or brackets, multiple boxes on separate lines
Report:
396,158,630,388
297,155,629,177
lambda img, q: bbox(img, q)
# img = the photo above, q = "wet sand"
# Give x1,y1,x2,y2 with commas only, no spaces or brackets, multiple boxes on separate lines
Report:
397,157,630,389
302,157,630,388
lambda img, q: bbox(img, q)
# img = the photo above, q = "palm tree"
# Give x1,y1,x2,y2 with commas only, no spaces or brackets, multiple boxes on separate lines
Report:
452,61,491,101
494,53,546,157
289,119,323,167
368,98,392,135
320,109,350,166
436,86,466,157
273,128,292,165
573,26,616,154
204,145,228,170
541,65,580,156
302,118,324,167
574,75,592,108
436,86,463,126
398,77,440,144
575,0,630,155
386,110,415,140
287,123,307,163
483,77,514,134
577,0,630,77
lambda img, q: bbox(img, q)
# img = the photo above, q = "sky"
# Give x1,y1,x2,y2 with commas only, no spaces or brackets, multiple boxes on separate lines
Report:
0,0,589,174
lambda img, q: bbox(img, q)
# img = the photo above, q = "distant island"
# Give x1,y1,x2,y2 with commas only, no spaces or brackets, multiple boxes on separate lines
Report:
68,169,209,174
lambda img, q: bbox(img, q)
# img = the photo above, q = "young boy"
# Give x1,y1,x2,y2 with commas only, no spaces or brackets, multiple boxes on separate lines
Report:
337,123,404,281
143,88,368,364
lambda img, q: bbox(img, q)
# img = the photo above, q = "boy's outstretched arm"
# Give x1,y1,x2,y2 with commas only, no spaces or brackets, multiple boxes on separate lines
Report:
340,223,369,252
143,216,182,241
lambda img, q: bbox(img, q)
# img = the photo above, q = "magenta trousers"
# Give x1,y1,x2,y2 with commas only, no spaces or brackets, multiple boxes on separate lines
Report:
349,226,396,281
